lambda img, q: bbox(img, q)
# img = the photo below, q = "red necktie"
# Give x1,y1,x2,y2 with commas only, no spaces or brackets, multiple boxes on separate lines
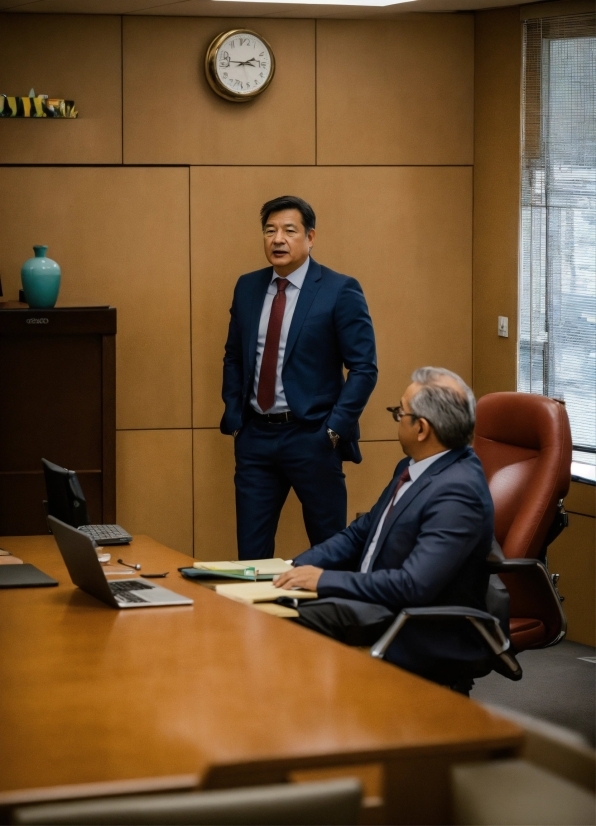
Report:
392,467,411,504
257,278,290,412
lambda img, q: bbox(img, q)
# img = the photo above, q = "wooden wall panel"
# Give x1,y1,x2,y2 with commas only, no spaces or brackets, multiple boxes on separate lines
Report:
316,17,474,166
191,166,472,440
116,429,193,556
275,489,311,559
123,17,315,165
565,481,596,518
0,14,122,164
472,8,521,397
345,440,405,522
193,429,236,560
548,512,595,647
192,428,309,561
0,167,191,431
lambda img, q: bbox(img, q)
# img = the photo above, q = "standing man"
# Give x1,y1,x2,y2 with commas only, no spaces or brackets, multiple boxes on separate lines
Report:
221,195,377,560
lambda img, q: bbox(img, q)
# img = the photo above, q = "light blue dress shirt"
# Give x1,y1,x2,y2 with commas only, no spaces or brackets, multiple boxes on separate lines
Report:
360,450,451,572
251,257,310,414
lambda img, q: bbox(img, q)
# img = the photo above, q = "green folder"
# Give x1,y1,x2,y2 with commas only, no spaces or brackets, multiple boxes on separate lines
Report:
178,567,275,582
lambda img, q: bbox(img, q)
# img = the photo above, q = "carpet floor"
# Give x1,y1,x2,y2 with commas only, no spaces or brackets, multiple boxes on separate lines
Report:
473,639,596,746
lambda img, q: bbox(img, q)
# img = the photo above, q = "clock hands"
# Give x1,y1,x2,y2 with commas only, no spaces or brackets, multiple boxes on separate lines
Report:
229,58,262,67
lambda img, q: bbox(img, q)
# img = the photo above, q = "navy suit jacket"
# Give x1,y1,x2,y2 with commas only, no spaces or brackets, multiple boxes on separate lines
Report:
220,258,377,462
294,447,493,613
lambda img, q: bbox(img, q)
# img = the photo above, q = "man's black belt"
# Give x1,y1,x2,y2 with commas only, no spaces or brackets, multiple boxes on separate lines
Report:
250,410,296,424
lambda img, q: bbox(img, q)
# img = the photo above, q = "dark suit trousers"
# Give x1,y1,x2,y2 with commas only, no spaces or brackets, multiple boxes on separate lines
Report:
295,597,491,686
234,418,347,560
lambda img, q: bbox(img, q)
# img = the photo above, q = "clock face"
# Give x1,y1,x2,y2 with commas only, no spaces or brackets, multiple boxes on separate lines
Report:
205,30,275,102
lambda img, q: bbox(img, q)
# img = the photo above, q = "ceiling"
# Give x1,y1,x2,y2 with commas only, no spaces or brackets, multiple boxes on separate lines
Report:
0,0,543,20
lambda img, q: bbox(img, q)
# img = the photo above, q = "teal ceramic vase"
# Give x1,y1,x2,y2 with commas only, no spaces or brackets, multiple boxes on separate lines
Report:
21,245,61,309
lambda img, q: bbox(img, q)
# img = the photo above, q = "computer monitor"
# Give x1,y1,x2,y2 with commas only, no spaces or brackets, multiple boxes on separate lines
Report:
42,458,90,528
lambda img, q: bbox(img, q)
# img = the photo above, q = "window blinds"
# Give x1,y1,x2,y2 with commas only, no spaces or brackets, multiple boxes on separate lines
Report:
519,13,596,456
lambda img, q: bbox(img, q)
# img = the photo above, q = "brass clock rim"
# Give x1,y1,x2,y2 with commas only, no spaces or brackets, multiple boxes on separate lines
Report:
204,28,276,103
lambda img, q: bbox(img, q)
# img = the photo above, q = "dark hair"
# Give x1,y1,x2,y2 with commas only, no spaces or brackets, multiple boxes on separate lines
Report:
260,196,316,233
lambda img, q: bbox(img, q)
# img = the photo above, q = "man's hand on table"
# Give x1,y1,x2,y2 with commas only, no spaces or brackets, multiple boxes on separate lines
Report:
274,565,323,593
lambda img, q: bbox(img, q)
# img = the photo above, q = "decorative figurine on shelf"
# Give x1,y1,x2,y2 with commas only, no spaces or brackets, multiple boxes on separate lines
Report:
21,245,61,309
0,88,77,118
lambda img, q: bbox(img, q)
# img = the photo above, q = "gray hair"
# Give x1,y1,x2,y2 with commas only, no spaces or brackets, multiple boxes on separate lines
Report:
409,367,475,449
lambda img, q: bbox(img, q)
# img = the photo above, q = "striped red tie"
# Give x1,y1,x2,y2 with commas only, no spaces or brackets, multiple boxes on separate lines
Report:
257,278,289,412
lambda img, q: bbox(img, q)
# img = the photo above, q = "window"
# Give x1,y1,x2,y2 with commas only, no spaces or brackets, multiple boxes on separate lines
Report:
519,13,596,479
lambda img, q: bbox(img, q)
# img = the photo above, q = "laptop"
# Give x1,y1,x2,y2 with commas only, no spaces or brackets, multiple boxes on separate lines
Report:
42,458,133,546
48,516,193,609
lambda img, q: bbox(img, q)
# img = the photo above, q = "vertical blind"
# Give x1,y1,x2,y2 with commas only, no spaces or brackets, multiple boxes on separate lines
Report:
519,13,596,458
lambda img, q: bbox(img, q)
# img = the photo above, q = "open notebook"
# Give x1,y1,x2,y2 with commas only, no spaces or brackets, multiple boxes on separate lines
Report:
214,581,317,604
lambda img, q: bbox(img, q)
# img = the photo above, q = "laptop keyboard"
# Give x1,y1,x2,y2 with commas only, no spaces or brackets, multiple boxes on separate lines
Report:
78,524,133,544
110,579,153,603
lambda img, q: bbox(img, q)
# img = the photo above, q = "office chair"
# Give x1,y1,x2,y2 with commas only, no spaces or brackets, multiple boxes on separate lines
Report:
474,392,572,651
451,706,595,825
11,778,362,825
370,392,572,690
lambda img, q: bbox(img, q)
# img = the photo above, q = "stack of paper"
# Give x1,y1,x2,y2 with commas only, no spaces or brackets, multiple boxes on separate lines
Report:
214,581,317,604
192,558,292,580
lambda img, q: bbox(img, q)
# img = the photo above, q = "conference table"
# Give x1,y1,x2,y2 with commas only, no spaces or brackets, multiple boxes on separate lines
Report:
0,534,522,825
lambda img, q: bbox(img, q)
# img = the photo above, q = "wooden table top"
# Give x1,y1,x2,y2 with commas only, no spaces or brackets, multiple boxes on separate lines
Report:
1,534,522,808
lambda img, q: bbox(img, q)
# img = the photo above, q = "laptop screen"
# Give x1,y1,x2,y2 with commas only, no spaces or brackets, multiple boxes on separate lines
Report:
42,458,90,528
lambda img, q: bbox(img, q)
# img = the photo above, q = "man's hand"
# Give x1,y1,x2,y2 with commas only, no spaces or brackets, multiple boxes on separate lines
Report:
274,565,323,592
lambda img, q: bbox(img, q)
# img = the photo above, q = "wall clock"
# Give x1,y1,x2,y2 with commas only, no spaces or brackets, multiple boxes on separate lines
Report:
205,29,275,103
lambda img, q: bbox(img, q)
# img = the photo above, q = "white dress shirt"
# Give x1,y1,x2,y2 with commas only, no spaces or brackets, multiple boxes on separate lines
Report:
359,450,451,573
251,257,310,414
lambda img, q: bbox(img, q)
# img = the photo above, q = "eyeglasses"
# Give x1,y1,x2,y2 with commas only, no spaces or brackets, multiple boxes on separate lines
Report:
386,405,418,423
386,405,433,429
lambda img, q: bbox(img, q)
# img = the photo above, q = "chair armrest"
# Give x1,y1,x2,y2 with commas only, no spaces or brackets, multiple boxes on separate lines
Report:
486,558,546,573
486,558,566,647
372,606,514,660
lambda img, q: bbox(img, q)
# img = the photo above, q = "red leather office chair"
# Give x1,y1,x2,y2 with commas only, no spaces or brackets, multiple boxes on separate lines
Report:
371,392,572,692
473,392,572,651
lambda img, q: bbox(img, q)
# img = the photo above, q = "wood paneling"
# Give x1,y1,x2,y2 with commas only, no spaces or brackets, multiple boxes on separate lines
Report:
548,512,595,647
191,166,472,440
0,167,191,430
123,17,315,165
193,429,236,560
565,481,596,518
192,428,309,561
116,429,193,555
316,17,474,166
276,489,311,559
345,440,405,522
2,0,170,11
0,14,122,164
472,8,521,397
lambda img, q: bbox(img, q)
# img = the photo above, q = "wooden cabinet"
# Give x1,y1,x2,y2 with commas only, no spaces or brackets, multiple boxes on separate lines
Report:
0,306,116,535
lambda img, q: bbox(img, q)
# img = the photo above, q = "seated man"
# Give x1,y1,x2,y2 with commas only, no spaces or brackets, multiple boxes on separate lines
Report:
274,366,495,687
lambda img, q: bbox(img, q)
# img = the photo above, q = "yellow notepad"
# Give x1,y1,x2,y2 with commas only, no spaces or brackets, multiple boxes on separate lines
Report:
193,558,292,576
215,581,317,604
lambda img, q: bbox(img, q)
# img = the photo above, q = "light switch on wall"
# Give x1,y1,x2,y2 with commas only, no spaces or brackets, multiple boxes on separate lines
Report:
498,316,509,337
